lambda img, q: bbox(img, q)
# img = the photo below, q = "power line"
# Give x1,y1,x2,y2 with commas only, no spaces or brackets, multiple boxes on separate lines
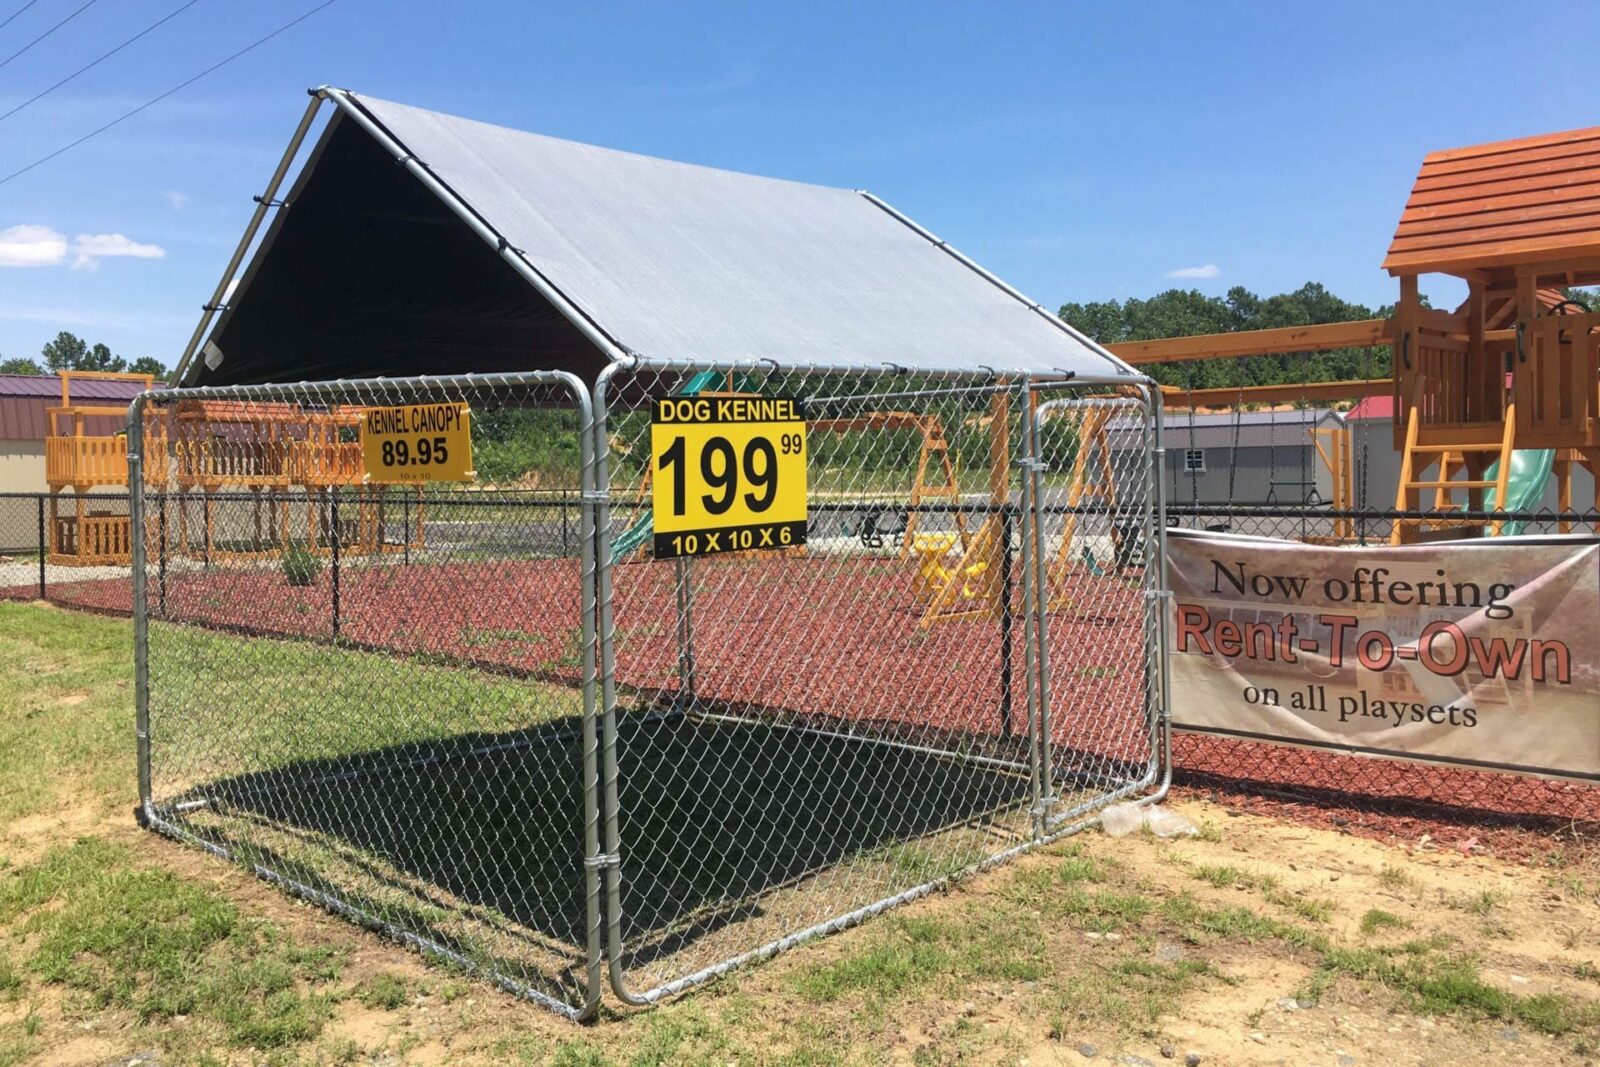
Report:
0,0,100,71
0,1,336,188
0,0,205,124
0,0,44,34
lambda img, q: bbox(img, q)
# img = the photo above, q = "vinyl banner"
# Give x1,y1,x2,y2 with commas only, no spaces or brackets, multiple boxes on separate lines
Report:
1166,530,1600,782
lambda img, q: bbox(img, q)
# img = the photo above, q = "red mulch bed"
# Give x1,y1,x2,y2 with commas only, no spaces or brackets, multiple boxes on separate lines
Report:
8,555,1595,863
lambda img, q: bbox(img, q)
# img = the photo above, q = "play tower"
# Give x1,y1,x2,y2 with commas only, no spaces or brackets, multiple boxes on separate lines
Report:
1385,125,1600,540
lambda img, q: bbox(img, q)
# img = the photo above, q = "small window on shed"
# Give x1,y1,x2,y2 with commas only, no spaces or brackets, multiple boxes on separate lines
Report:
1184,449,1206,473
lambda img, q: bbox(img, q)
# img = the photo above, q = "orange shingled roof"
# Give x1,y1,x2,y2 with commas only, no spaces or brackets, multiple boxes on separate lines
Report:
1383,124,1600,276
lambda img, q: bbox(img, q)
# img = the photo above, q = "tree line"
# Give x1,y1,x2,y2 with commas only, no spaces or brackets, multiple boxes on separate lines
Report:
0,331,165,379
1059,282,1600,394
1058,282,1393,393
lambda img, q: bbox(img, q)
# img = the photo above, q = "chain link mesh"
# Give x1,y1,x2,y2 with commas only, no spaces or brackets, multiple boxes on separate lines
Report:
131,374,600,1018
590,365,1162,1001
1033,395,1164,831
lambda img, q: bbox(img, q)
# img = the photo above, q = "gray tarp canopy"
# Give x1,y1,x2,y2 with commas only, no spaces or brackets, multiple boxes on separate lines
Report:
181,88,1134,387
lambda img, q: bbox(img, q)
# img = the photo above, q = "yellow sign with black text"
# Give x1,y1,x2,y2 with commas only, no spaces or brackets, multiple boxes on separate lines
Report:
360,403,474,483
650,396,807,558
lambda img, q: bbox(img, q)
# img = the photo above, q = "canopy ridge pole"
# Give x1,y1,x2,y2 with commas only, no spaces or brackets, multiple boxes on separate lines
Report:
172,92,326,384
320,87,633,368
855,190,1132,376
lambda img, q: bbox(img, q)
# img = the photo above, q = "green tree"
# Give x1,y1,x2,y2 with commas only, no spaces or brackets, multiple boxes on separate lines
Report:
40,331,133,373
81,342,125,372
41,331,89,372
128,356,166,379
0,356,44,375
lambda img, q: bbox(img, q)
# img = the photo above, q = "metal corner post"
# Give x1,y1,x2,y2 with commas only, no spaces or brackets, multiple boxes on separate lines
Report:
555,370,605,1021
127,392,153,821
589,361,643,1005
1148,383,1173,801
36,496,45,598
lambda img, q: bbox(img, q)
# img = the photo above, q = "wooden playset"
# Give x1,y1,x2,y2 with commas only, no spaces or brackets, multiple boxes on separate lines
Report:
164,398,424,559
1080,122,1600,545
44,370,159,565
44,377,423,566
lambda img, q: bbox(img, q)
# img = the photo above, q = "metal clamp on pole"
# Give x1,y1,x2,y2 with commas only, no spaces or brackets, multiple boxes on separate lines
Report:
584,853,622,870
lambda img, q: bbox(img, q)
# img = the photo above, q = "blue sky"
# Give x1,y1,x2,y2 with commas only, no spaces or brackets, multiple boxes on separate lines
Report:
1,0,1598,368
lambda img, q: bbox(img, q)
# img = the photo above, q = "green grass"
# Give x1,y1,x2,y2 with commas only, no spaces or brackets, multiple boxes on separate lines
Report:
1044,958,1219,1041
0,603,136,820
791,910,1047,1008
1361,908,1411,935
1450,889,1507,916
0,601,585,824
1379,866,1420,893
357,972,409,1010
0,601,1596,1062
0,837,345,1051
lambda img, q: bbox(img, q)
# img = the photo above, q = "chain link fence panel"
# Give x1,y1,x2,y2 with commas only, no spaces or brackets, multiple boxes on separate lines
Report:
1032,394,1166,836
0,494,47,603
131,373,603,1019
589,364,1165,1003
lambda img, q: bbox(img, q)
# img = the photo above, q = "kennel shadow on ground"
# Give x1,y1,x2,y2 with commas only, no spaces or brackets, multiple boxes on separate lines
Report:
150,705,1035,1005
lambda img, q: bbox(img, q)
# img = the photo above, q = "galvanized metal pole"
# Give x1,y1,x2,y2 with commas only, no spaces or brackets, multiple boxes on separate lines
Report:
559,374,605,1021
127,394,152,822
172,94,326,384
1029,398,1056,821
590,363,637,1004
1149,386,1174,800
1015,378,1046,838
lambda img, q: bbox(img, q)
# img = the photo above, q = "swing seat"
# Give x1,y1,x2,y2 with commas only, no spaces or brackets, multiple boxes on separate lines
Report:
910,533,990,605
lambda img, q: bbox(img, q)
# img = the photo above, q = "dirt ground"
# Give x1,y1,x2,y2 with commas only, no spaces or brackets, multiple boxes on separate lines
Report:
4,794,1596,1067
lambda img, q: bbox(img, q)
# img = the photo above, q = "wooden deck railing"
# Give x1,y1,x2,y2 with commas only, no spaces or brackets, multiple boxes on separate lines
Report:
1516,312,1600,448
46,436,128,487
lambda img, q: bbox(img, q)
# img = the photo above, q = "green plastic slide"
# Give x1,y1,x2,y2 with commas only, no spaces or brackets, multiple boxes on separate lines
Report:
611,370,727,557
1484,449,1555,536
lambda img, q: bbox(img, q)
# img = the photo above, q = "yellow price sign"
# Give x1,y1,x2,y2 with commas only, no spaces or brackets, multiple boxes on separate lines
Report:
360,403,474,483
650,396,807,558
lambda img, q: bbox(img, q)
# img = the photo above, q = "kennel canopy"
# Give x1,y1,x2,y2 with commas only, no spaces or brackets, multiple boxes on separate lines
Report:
177,87,1133,387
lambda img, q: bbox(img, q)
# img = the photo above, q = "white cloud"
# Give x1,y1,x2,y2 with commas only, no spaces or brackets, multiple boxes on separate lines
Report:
1165,263,1220,280
0,225,166,271
70,233,166,271
0,224,69,268
163,190,188,211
